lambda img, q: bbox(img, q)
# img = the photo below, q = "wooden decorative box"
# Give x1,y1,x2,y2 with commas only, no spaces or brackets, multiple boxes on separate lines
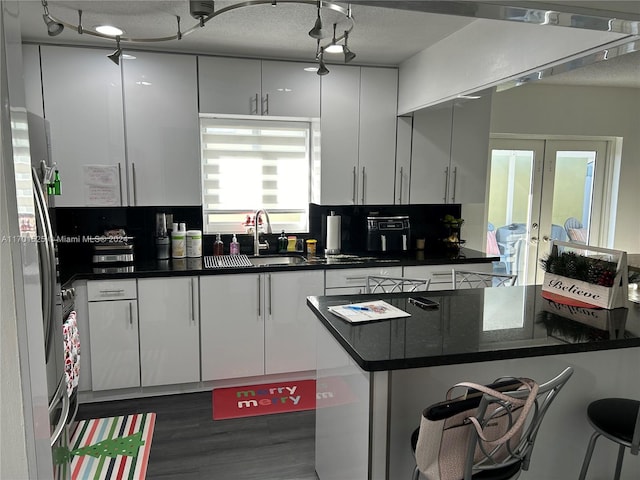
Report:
541,241,628,310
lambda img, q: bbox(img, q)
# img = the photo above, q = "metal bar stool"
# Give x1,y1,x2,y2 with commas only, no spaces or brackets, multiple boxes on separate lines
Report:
578,397,640,480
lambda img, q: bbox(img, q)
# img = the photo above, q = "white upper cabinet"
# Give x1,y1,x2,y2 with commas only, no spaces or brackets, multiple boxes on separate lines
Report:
409,92,492,205
320,65,360,205
198,57,262,115
409,104,453,204
449,93,492,205
320,65,398,205
22,45,44,117
358,67,398,204
198,57,320,117
40,46,126,207
122,51,200,206
395,116,413,204
260,60,320,117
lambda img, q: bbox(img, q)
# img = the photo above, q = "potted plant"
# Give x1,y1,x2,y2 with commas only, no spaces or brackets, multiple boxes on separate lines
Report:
441,215,465,250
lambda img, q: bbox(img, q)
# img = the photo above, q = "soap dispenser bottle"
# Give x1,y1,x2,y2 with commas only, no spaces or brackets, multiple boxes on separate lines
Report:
213,233,224,256
278,230,288,253
230,234,240,255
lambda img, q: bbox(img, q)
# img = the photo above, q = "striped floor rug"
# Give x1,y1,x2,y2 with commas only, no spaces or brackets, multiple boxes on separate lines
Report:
69,413,156,480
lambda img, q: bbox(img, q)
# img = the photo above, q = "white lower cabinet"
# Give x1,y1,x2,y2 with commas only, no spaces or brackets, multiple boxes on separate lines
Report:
137,277,200,387
325,266,403,296
265,271,324,375
403,263,494,290
200,270,324,381
200,273,264,381
87,280,139,391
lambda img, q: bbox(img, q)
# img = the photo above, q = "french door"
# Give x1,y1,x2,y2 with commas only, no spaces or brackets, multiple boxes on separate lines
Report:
487,138,608,285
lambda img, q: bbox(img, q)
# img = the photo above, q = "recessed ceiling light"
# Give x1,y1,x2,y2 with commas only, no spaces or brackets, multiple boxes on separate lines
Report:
276,88,293,92
136,81,152,86
121,54,136,60
304,66,318,72
95,25,124,36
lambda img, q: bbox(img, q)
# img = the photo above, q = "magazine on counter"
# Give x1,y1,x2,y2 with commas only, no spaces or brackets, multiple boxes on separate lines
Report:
328,300,411,323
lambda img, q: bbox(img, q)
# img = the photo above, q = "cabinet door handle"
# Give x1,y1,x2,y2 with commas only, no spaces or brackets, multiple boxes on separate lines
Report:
451,166,458,203
252,93,259,115
398,166,404,204
117,162,124,206
443,166,449,203
257,275,261,317
131,162,138,206
99,289,125,295
352,166,357,204
268,274,272,316
361,166,366,204
128,302,133,326
192,278,198,324
188,278,194,324
262,93,269,115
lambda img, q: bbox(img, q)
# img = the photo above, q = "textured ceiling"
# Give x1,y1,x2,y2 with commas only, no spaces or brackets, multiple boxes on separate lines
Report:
17,0,640,87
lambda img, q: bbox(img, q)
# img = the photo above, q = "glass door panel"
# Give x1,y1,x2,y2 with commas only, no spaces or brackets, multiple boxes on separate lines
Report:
487,139,544,285
488,138,607,285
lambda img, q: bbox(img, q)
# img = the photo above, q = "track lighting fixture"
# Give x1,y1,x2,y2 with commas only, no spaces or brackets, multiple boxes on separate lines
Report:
38,0,355,74
42,0,64,36
343,30,356,63
317,48,330,76
308,1,328,39
107,36,122,65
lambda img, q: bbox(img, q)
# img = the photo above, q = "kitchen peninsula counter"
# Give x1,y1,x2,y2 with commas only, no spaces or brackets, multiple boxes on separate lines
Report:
308,286,640,480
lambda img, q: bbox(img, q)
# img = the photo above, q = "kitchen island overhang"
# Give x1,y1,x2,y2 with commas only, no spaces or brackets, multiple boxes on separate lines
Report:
308,286,640,480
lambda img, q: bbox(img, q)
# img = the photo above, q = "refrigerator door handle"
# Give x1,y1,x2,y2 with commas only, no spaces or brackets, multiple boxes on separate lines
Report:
32,167,57,360
49,377,70,447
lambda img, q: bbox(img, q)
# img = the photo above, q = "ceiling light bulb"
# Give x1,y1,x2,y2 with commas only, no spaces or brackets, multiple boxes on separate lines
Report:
325,44,343,53
96,25,124,36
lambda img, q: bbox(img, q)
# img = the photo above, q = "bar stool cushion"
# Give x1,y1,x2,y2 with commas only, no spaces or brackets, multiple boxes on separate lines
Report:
588,398,639,444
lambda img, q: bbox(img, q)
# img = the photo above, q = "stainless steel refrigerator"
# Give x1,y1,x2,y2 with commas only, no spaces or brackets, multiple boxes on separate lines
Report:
29,112,78,480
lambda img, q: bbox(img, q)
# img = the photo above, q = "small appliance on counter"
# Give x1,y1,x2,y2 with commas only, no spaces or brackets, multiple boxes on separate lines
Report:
366,215,410,252
91,228,135,265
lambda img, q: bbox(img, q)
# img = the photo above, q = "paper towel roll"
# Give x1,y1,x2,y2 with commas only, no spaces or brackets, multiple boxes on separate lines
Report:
326,213,341,254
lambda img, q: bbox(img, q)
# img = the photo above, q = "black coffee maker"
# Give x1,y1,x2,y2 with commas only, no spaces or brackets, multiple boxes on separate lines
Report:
366,216,410,252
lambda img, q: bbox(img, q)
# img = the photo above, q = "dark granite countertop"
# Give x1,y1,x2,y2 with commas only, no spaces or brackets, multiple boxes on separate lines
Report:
62,247,497,286
307,285,640,372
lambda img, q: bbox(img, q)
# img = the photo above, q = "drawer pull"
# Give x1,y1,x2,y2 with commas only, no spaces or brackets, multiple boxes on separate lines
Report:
99,289,125,295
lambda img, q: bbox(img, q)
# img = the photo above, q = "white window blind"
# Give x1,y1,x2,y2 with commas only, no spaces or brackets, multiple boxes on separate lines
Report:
200,116,312,234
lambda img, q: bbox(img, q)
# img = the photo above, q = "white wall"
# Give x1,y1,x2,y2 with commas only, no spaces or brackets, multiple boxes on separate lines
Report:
398,18,624,114
490,83,640,254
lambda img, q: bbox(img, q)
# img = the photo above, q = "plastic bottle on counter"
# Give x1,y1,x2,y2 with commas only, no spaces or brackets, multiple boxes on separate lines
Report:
171,223,186,258
230,234,240,255
213,233,224,256
186,230,202,257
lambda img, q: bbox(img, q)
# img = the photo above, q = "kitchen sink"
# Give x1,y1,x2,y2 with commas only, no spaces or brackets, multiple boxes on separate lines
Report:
249,255,307,266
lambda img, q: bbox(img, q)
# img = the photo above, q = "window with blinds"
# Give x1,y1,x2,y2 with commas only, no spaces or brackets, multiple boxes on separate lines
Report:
200,116,313,234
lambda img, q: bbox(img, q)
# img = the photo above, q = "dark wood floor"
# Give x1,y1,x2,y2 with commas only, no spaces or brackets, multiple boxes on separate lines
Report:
76,391,318,479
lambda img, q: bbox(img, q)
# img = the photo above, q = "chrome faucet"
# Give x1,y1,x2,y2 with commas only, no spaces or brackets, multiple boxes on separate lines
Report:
253,208,273,256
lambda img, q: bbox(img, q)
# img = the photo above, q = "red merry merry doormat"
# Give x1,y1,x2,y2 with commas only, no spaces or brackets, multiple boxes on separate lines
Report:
212,377,359,420
212,379,315,420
